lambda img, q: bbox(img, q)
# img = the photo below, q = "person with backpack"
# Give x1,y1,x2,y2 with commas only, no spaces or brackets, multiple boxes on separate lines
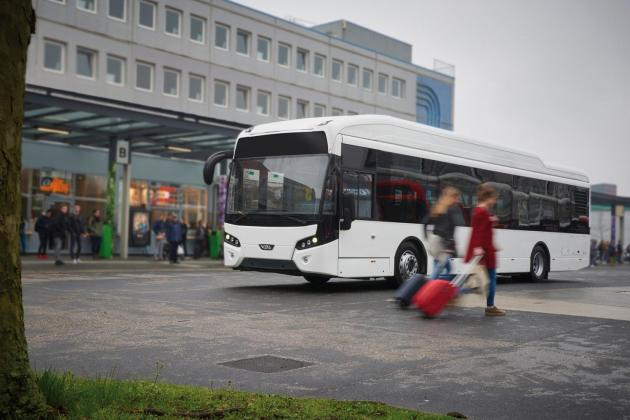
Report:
49,204,70,266
164,213,182,264
87,209,103,259
193,221,207,260
35,210,52,259
423,186,465,279
465,183,505,316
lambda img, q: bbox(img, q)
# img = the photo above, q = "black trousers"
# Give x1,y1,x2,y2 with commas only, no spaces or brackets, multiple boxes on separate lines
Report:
38,232,48,255
168,240,179,263
70,234,82,259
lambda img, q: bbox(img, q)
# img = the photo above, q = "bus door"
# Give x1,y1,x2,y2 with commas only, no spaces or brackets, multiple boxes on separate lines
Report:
338,170,389,278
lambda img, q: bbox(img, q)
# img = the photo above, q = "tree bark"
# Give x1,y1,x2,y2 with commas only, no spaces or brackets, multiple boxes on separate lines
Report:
0,1,48,418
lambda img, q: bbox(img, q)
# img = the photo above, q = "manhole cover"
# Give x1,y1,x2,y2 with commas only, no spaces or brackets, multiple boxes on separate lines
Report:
219,355,313,373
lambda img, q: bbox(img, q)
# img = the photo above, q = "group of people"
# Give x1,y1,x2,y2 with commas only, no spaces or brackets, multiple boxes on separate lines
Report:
420,183,506,316
152,214,211,264
33,204,104,266
590,239,629,267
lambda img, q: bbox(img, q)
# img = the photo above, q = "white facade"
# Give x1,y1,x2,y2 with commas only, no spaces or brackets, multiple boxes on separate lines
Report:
28,0,431,126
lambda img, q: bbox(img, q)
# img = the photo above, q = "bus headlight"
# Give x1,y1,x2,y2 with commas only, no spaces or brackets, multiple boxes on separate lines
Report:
224,233,241,247
296,236,319,250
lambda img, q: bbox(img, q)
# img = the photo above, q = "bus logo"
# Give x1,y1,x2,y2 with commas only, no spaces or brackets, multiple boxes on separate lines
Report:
259,244,274,250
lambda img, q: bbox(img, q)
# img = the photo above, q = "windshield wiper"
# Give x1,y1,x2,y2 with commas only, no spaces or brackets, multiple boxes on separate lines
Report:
230,210,248,223
275,214,309,225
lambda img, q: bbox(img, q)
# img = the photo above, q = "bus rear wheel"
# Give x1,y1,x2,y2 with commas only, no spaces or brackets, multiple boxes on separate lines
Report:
304,275,331,285
390,241,421,288
528,245,549,282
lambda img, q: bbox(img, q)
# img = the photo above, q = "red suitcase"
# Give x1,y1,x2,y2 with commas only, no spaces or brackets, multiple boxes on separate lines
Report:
412,256,481,317
412,279,458,317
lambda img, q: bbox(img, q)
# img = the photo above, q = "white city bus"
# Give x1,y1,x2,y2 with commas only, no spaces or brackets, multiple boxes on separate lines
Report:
204,115,590,286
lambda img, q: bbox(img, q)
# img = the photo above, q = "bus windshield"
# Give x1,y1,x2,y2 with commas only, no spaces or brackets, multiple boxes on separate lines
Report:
226,154,330,225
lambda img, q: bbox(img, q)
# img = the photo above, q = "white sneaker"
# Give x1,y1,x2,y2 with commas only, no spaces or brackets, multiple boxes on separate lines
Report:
77,258,81,263
73,259,78,264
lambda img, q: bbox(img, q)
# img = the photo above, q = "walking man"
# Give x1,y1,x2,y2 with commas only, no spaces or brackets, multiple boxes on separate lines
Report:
165,213,182,264
88,209,103,259
69,204,87,263
50,204,69,266
35,209,51,259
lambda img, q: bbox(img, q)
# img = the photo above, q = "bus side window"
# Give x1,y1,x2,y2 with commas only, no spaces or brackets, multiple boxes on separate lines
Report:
342,171,372,219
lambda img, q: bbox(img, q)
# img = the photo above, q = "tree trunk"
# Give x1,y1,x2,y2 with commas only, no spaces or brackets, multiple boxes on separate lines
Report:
0,1,48,418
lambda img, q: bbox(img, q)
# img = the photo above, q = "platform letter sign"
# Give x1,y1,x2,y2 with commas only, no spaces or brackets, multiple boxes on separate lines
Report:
116,140,130,165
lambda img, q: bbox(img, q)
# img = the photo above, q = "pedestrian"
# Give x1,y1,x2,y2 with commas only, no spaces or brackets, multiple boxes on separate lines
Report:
589,239,598,267
49,204,69,266
181,220,188,258
69,204,87,264
617,241,623,264
602,241,609,264
152,215,166,261
87,209,103,259
608,241,615,265
165,213,182,264
465,183,506,316
423,186,465,279
35,210,51,259
598,240,605,263
193,221,207,259
625,244,630,263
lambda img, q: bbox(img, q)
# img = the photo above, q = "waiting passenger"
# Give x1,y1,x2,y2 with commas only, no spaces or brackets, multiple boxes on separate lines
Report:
465,184,506,316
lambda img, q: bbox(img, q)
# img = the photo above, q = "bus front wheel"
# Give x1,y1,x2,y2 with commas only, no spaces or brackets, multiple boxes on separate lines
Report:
390,241,421,288
304,275,331,285
528,245,549,282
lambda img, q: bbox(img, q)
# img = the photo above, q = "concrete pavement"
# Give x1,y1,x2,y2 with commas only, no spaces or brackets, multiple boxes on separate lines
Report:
22,263,630,419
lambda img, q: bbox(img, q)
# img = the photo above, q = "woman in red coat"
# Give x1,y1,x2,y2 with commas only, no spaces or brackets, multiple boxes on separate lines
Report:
466,184,506,316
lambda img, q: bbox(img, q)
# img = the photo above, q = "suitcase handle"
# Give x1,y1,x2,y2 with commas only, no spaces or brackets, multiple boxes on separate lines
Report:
450,255,482,288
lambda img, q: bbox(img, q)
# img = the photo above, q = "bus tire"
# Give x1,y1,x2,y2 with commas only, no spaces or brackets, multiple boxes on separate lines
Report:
304,275,331,285
390,241,421,288
529,245,549,282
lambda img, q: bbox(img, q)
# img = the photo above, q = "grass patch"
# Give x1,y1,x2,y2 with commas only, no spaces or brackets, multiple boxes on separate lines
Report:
35,370,455,419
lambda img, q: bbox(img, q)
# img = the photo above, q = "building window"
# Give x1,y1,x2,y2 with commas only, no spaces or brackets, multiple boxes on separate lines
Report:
296,49,308,72
256,90,270,116
332,107,343,116
188,74,204,102
213,80,229,107
106,55,124,86
278,43,291,67
77,0,96,13
392,77,405,98
165,8,181,37
47,0,66,4
135,61,153,91
138,1,156,30
76,47,96,79
347,64,358,86
378,73,388,94
257,36,270,62
43,40,65,73
214,23,229,50
163,68,180,97
278,96,290,119
108,0,126,21
362,68,373,91
190,15,205,43
332,59,343,82
296,100,308,119
313,54,325,77
236,29,250,56
314,103,326,117
236,85,250,111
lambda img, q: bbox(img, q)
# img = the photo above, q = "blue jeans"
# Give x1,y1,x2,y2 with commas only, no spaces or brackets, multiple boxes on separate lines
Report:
430,258,453,280
487,268,497,307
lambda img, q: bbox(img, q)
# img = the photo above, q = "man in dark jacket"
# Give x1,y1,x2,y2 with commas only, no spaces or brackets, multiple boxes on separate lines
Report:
181,221,188,257
35,210,51,259
165,214,182,264
69,204,87,263
193,221,207,259
49,204,69,266
152,215,166,261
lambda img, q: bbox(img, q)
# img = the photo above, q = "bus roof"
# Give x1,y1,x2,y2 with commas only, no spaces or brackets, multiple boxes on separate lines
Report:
241,115,589,183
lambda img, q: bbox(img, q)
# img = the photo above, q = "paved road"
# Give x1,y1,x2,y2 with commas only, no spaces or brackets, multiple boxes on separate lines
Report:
22,262,630,419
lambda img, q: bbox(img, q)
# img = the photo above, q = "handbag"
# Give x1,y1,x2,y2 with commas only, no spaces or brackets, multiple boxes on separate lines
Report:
177,244,185,256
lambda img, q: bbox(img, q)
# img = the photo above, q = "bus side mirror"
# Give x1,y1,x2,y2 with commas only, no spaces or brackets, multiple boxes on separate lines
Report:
340,193,355,230
203,150,232,185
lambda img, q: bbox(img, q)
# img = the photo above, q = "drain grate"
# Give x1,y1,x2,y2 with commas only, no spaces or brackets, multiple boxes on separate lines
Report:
219,355,313,373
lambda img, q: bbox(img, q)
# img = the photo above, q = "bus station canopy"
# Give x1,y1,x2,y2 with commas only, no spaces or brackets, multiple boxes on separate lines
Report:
22,85,248,161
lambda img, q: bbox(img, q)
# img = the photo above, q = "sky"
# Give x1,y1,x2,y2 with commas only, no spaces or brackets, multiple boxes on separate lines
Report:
236,0,630,195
